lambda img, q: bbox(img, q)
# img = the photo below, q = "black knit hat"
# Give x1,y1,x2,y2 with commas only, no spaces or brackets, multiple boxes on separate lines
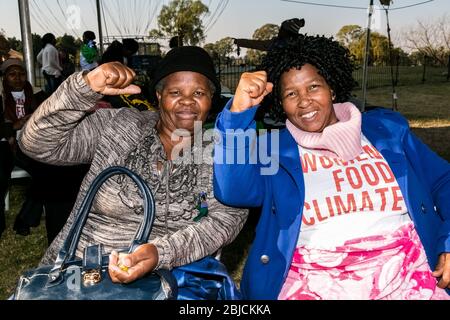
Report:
150,46,221,100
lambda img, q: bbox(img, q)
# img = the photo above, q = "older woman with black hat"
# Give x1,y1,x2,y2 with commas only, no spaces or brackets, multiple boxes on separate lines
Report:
19,46,247,299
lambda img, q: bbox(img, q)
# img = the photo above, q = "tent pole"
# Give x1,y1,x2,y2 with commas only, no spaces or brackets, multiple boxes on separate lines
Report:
96,0,104,54
18,0,35,86
361,0,374,112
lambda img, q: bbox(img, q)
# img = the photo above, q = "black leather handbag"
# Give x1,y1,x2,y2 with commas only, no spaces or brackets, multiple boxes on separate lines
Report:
13,166,177,300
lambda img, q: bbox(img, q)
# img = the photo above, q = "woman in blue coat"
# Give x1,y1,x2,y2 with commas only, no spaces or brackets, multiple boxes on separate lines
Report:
214,34,450,300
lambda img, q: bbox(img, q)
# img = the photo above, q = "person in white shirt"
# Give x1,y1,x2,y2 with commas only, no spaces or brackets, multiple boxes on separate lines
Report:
36,33,62,95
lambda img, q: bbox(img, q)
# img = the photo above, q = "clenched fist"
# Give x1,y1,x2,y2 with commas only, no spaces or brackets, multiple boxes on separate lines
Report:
231,71,274,113
83,62,142,96
108,243,159,284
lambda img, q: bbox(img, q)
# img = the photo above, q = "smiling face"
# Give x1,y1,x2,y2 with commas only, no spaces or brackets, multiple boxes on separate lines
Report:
280,64,338,133
156,71,213,134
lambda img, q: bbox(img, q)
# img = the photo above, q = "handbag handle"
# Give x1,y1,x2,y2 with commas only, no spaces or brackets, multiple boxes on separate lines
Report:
50,166,155,279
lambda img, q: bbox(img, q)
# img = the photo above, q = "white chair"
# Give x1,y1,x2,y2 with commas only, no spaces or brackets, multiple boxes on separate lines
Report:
4,166,31,212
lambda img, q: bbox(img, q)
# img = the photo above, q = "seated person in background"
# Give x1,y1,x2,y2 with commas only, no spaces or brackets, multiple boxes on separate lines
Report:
214,34,450,300
0,58,42,236
1,58,87,242
19,46,248,299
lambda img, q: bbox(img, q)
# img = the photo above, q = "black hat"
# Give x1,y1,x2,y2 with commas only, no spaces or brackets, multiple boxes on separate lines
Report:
150,46,221,100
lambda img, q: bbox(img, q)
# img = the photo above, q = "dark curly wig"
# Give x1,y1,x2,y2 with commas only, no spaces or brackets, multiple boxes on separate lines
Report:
262,34,357,122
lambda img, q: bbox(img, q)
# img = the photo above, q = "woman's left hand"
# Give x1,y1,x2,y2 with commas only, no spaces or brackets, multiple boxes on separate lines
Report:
108,243,159,284
432,253,450,289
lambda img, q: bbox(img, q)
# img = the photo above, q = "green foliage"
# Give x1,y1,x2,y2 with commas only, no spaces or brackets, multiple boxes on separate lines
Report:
148,29,163,39
203,43,216,57
56,34,79,56
32,33,42,58
336,25,363,47
246,23,279,65
7,37,22,52
337,25,398,66
412,46,450,66
155,0,209,46
203,37,235,59
0,33,10,56
214,37,235,58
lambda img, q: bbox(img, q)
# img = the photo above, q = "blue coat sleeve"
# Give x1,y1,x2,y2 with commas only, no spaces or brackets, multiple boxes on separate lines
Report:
403,127,450,255
213,99,266,208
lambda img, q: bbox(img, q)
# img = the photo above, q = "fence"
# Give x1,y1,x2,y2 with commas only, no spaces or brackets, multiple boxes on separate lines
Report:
352,65,449,89
215,59,449,93
32,57,449,93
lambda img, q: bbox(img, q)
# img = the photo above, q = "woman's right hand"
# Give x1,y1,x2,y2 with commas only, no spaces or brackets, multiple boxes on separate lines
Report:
83,62,142,96
108,243,159,284
231,71,273,113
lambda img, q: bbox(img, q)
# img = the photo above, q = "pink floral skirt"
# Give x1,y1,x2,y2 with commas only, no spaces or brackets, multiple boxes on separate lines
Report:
279,223,449,300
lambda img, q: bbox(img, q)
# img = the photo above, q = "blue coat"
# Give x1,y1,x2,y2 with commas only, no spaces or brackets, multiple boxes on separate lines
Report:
214,101,450,300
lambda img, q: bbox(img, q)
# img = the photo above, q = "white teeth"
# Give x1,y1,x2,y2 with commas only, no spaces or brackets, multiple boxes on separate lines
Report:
302,111,318,119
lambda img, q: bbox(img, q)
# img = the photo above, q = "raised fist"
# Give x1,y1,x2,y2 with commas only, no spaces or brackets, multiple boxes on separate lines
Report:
83,62,141,96
231,71,273,113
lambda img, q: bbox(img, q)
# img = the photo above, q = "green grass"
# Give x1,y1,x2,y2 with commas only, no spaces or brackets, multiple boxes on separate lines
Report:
353,66,448,89
0,180,47,299
353,82,450,160
1,82,449,299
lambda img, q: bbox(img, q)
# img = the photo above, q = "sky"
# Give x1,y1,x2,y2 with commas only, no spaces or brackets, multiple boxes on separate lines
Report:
0,0,449,50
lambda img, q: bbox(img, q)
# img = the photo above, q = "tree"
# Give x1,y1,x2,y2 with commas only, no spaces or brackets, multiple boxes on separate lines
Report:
150,0,209,46
246,23,279,65
32,33,42,58
408,50,426,66
56,34,80,56
336,25,363,47
7,37,22,52
400,14,450,66
213,37,235,59
337,25,393,66
203,43,216,57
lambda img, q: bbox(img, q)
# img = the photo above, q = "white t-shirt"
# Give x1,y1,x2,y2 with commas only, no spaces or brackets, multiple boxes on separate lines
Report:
11,90,26,119
36,44,62,77
298,135,411,248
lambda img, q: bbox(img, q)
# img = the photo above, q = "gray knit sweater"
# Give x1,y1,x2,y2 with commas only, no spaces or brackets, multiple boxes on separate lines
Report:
19,72,248,269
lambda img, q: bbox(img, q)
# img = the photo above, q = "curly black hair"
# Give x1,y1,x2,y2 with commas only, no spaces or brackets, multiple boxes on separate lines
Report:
262,34,357,122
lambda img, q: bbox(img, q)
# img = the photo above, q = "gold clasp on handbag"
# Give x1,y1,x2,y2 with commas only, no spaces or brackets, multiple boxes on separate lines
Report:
82,269,102,287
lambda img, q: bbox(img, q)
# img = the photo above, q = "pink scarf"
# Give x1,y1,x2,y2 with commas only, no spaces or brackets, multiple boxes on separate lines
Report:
286,102,363,161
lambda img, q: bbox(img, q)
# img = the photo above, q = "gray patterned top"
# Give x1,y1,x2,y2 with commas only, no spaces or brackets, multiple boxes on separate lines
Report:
19,72,248,269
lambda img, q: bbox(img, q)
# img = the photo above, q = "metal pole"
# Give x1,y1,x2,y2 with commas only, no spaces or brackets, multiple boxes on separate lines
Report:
422,55,427,83
384,7,398,110
96,0,104,55
18,0,35,86
447,55,450,81
361,0,374,113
